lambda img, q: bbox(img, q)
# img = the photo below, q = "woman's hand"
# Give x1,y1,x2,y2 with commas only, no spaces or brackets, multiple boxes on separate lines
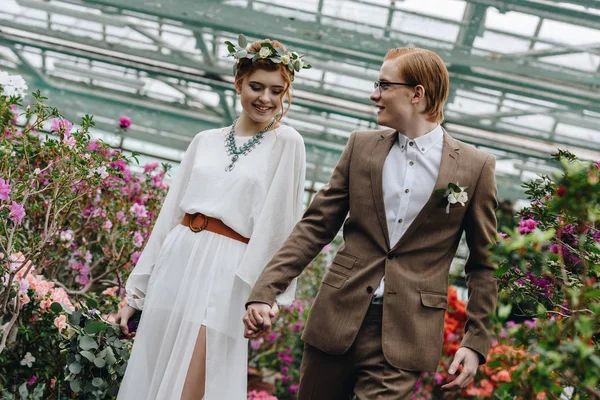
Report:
116,304,138,339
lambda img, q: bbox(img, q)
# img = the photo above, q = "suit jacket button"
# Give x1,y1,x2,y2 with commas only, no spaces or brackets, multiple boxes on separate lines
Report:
367,286,373,294
387,254,393,260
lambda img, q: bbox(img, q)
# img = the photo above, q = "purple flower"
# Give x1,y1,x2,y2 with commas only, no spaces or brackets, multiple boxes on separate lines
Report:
506,321,517,329
266,333,279,342
27,375,37,386
524,319,537,330
288,384,300,394
0,178,11,201
89,309,97,316
518,217,539,234
119,116,132,129
9,201,26,224
250,339,263,350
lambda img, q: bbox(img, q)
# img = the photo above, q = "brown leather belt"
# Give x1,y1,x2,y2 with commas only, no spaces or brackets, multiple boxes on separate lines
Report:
181,213,250,244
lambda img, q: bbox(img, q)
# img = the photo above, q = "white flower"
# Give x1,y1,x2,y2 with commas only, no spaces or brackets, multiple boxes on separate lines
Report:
444,183,468,214
33,168,41,175
0,72,28,98
280,54,291,65
59,230,74,242
20,352,35,368
258,47,271,58
293,58,304,70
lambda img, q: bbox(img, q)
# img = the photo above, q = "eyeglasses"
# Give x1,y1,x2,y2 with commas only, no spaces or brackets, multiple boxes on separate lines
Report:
373,81,417,95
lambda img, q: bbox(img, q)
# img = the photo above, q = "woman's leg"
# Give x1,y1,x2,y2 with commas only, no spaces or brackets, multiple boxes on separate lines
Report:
181,325,207,400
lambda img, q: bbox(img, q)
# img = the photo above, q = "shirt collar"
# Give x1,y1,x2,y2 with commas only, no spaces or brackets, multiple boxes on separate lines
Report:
397,124,443,154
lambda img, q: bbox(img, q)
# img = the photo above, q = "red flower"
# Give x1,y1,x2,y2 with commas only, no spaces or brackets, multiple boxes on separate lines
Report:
556,185,567,197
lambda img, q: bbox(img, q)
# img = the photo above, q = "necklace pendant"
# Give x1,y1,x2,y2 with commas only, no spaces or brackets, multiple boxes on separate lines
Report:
225,163,235,172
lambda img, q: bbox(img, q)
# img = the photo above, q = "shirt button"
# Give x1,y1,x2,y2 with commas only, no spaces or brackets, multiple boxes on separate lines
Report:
421,147,425,151
409,142,414,146
397,218,403,223
405,189,410,193
409,161,414,166
367,286,373,294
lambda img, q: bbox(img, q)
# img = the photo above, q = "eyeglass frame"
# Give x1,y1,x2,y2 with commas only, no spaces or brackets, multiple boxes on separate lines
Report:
373,80,418,95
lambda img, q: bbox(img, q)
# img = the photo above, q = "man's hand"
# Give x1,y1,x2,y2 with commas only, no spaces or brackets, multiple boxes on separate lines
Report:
441,347,480,391
243,302,280,339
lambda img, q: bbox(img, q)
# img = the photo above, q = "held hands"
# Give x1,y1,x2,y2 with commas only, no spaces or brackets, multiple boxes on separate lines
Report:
243,302,280,339
441,347,480,391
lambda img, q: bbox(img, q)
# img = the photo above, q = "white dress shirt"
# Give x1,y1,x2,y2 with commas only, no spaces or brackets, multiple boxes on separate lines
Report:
373,124,444,298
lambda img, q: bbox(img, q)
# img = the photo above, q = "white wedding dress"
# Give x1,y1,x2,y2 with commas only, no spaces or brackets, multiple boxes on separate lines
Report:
117,125,306,400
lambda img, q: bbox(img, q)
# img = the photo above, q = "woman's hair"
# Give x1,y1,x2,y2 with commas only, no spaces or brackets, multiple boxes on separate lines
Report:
234,39,294,121
384,47,449,123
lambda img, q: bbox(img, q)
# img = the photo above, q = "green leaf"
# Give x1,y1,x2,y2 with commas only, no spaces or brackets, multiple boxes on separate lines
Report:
238,34,248,49
50,302,63,313
85,297,99,309
92,377,105,388
433,188,446,196
79,335,98,351
448,182,461,192
224,40,235,48
80,350,95,362
269,57,282,63
294,62,301,72
32,383,46,400
18,383,28,399
69,379,81,393
69,310,82,326
94,357,106,368
69,362,82,374
235,49,248,59
85,320,108,334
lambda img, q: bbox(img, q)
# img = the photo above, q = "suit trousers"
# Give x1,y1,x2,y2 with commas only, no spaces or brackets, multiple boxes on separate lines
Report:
297,304,421,400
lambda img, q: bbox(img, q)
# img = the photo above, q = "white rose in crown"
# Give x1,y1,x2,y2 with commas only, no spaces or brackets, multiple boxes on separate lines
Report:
280,54,291,65
435,182,468,214
259,47,272,58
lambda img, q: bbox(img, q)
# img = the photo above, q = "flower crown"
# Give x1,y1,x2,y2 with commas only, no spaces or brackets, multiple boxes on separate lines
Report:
225,34,312,75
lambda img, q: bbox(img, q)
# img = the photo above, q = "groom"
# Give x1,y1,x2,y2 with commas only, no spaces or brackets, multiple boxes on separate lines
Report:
244,47,498,398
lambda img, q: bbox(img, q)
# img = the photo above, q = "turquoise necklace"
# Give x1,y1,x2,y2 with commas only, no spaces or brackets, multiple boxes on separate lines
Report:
224,118,275,172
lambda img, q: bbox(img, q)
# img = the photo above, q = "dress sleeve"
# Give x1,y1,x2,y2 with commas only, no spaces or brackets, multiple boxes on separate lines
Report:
235,130,306,307
124,133,202,310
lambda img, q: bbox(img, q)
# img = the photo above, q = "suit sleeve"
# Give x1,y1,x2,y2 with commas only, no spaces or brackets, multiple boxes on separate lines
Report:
459,154,499,364
246,131,357,307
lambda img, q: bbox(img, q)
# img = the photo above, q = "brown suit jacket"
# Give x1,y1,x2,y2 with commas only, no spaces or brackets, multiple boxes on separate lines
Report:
247,128,498,372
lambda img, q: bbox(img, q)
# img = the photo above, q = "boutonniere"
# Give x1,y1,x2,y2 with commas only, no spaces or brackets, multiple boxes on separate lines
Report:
434,182,468,214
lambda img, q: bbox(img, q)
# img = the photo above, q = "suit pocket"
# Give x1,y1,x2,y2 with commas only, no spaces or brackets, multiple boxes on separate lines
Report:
332,253,357,270
322,269,348,289
420,291,448,310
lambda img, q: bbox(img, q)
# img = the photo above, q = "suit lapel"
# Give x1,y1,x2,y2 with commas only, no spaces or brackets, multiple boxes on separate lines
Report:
371,129,397,249
390,130,460,251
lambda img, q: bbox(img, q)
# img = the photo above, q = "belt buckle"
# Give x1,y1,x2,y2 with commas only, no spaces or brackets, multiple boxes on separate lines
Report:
189,213,209,233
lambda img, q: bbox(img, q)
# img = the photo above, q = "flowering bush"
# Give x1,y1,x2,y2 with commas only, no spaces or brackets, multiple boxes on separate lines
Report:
0,74,168,397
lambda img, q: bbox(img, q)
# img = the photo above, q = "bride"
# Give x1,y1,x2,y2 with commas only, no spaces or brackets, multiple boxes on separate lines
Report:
116,35,310,399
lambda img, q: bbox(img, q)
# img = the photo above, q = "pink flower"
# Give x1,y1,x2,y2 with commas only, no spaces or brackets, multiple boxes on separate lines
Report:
119,116,132,129
116,211,128,224
9,201,26,224
103,219,113,231
96,166,109,179
143,162,159,173
50,378,56,388
19,293,30,309
133,231,144,248
27,375,37,386
63,134,76,148
87,140,101,151
131,251,141,264
0,178,11,200
266,333,280,342
130,203,148,219
102,286,119,296
50,118,72,135
288,384,300,394
54,315,67,331
250,338,264,349
518,218,539,234
39,299,52,311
